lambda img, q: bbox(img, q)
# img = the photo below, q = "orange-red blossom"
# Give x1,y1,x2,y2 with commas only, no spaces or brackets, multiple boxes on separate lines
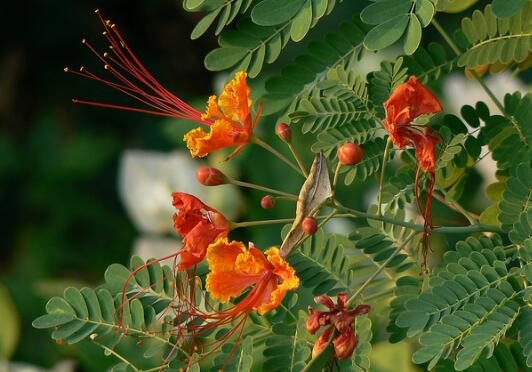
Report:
172,192,230,271
307,293,371,360
383,76,442,268
68,11,258,160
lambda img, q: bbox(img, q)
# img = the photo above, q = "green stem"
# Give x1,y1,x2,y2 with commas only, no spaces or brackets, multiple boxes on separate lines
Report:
232,218,295,229
333,202,503,234
332,162,342,194
230,179,298,200
91,339,140,372
288,143,309,178
437,189,479,225
347,232,417,306
251,136,305,177
377,137,393,215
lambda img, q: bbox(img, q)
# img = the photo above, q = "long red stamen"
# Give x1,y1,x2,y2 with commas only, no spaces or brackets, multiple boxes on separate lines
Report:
66,9,211,125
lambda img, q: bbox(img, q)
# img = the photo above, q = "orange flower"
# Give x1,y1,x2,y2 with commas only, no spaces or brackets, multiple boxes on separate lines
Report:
205,238,299,315
172,193,230,271
307,293,371,360
67,11,258,161
384,76,442,149
184,72,257,159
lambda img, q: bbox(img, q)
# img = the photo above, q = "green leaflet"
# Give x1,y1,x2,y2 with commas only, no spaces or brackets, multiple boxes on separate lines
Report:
361,0,434,54
262,314,310,372
404,42,457,83
210,336,253,372
204,0,340,77
186,0,254,39
498,163,532,243
286,228,354,296
262,16,368,116
492,0,528,19
519,307,532,367
458,3,532,69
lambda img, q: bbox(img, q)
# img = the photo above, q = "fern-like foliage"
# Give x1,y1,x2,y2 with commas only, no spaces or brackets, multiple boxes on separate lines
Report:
458,2,532,69
204,0,342,77
519,307,532,367
262,17,368,116
404,42,457,83
211,336,253,372
367,58,408,117
380,168,416,211
287,228,354,296
311,120,379,157
479,92,532,173
394,235,530,369
262,315,311,371
387,276,422,343
499,162,532,244
289,97,367,134
341,137,389,184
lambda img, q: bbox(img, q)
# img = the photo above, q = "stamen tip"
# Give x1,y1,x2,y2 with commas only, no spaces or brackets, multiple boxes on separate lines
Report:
81,38,86,44
94,9,99,13
63,67,69,72
103,52,108,57
102,31,107,36
104,64,109,70
79,66,85,72
72,99,79,103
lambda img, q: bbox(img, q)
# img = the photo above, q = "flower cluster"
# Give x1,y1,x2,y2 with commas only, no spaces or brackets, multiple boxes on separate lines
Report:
65,10,447,368
307,293,371,360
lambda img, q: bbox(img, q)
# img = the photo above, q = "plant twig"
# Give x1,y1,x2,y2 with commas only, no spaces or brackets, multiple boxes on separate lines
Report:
230,179,298,200
251,136,305,177
91,338,140,372
288,143,309,178
347,232,417,306
377,137,394,215
333,202,503,234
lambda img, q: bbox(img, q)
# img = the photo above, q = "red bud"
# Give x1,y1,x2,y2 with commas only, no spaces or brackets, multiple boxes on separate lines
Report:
196,167,227,186
260,195,275,209
302,216,318,235
337,143,364,165
276,122,292,142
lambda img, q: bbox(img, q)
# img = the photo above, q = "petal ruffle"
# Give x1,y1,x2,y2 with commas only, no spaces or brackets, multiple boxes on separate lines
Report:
183,120,248,158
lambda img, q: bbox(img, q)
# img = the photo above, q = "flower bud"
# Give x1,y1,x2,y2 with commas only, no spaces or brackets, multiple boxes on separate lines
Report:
337,143,364,165
302,216,317,235
260,195,275,209
196,167,227,186
312,327,333,359
276,122,292,142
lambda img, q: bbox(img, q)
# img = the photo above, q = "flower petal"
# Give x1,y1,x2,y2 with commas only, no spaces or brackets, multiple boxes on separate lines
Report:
218,71,251,125
183,120,248,158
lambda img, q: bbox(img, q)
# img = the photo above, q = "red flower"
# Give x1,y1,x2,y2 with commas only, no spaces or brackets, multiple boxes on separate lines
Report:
384,76,443,270
384,76,442,149
172,192,230,271
307,293,370,360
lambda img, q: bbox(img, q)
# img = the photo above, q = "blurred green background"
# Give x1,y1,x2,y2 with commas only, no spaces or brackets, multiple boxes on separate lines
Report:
1,0,530,371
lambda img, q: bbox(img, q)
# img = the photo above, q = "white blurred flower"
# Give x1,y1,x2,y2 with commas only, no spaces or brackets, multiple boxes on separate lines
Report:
118,150,241,235
131,236,182,262
443,72,529,116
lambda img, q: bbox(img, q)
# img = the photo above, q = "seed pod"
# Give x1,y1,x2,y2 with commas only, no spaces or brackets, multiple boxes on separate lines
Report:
260,195,275,209
337,143,363,165
196,167,227,186
302,216,318,235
